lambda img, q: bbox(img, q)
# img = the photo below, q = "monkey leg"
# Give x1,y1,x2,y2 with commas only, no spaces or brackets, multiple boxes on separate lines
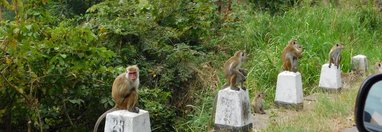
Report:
238,70,247,90
240,80,246,91
230,86,240,91
239,68,248,77
336,55,340,69
222,75,231,89
292,58,298,72
132,93,139,113
329,58,333,68
282,61,288,71
289,56,297,72
125,91,139,113
283,59,292,71
254,108,260,114
230,75,240,91
229,75,240,91
260,107,266,114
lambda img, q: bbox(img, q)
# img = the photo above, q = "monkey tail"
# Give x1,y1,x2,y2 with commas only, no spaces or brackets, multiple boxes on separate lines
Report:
93,107,117,132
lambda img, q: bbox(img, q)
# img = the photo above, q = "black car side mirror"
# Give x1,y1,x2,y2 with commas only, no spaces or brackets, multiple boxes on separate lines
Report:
355,73,382,131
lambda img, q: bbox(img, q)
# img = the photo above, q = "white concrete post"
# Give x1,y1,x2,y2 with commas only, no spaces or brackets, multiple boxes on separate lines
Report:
214,87,253,131
351,55,368,75
319,63,342,91
274,71,303,109
104,110,151,132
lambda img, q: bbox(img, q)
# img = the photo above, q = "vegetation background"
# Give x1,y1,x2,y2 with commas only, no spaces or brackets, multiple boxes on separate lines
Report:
0,0,382,131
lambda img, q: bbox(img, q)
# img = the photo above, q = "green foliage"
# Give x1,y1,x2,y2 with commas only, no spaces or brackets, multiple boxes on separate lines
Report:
85,1,218,130
0,15,117,130
217,2,382,108
250,0,300,14
1,0,220,131
175,88,215,131
358,6,382,31
2,0,382,131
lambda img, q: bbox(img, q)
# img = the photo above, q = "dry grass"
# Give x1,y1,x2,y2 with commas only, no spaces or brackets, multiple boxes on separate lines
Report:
258,75,366,132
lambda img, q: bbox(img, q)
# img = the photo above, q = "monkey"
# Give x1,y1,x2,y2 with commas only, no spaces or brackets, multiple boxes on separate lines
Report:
375,61,382,73
328,43,344,69
252,92,266,114
93,65,140,132
281,39,303,72
235,68,248,89
223,50,247,91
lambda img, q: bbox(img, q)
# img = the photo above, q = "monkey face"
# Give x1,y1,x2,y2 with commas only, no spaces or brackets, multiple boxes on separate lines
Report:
292,41,303,55
126,65,139,81
257,92,265,98
241,51,247,61
128,71,137,80
376,61,382,73
336,43,344,49
236,50,247,62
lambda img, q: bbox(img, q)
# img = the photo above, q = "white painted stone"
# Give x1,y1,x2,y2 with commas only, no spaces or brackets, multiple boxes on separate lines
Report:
214,87,253,128
319,63,342,89
104,109,151,132
351,55,368,74
275,71,303,104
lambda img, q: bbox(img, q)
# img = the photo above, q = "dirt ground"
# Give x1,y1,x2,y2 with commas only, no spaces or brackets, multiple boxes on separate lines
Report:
252,72,365,132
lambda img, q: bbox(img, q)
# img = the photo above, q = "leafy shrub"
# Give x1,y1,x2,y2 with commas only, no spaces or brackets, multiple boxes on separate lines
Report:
1,0,220,131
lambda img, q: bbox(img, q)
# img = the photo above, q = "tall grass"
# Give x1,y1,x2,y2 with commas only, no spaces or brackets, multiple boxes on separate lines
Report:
181,1,382,131
230,2,382,104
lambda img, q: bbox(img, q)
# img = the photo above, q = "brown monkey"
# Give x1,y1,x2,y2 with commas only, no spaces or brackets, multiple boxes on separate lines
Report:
281,39,303,72
328,43,344,69
223,50,247,91
375,61,382,73
93,65,140,132
252,92,266,114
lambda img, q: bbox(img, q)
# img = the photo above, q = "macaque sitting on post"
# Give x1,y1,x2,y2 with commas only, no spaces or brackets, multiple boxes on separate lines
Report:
281,39,303,72
93,65,140,132
223,50,248,91
329,43,344,69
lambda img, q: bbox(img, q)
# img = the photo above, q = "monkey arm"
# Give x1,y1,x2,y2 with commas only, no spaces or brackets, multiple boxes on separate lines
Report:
297,52,303,58
228,61,245,78
233,69,245,78
120,86,137,105
239,68,248,76
292,58,298,72
336,53,342,69
287,53,294,71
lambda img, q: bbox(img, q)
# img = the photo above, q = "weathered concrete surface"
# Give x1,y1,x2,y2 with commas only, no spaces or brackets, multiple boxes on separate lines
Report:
214,87,253,131
342,127,358,132
319,63,342,90
351,55,368,75
104,109,151,132
275,71,303,108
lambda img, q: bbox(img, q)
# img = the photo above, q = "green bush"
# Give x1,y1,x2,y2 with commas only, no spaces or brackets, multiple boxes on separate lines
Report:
2,0,382,131
0,0,220,131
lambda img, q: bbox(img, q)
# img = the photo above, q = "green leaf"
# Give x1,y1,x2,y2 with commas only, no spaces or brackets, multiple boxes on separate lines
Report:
60,54,67,58
68,99,84,105
25,25,32,31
